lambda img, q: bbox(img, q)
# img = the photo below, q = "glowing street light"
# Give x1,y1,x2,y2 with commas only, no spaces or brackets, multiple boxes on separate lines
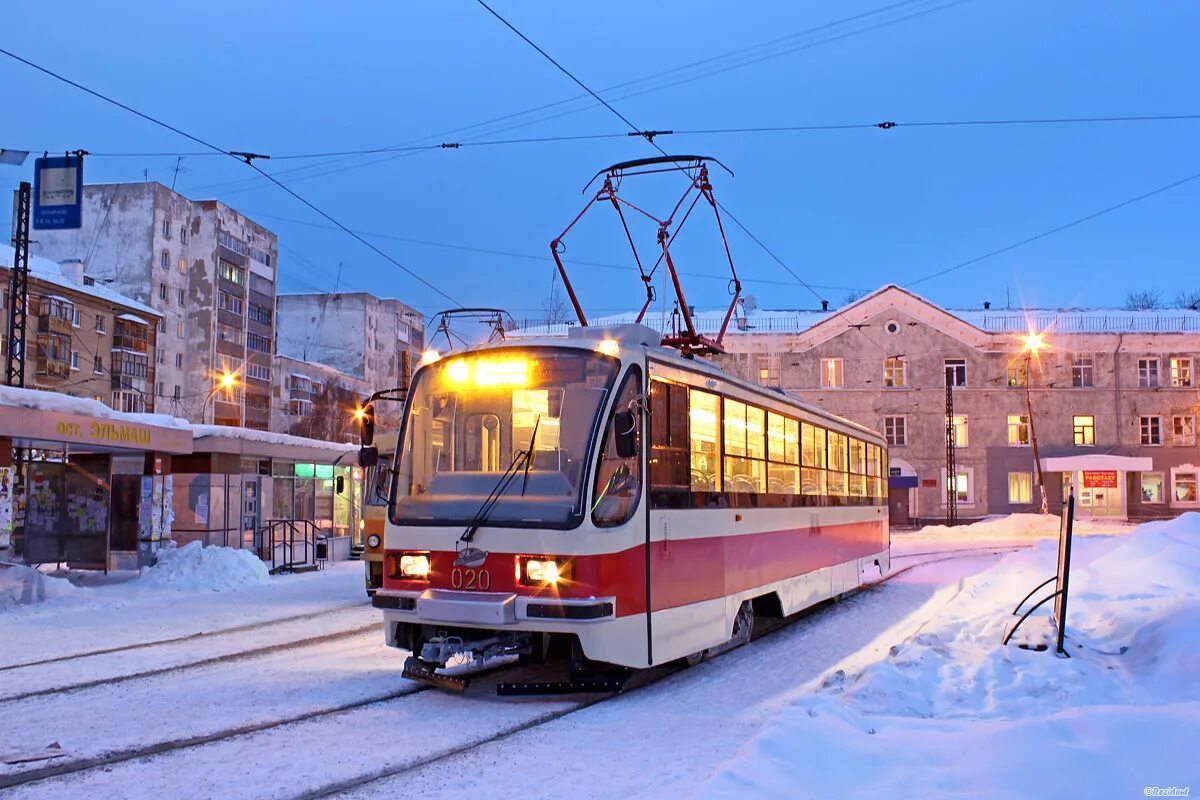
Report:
218,371,237,391
1022,331,1044,354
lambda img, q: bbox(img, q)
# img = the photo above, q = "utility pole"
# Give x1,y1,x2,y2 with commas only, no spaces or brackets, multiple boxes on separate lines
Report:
6,182,31,388
945,383,957,525
1025,350,1049,514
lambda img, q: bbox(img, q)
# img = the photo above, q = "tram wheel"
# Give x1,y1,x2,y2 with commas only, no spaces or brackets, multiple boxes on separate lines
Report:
680,649,706,668
731,600,755,646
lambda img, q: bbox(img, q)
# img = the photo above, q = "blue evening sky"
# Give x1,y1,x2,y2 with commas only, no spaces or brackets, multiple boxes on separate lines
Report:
4,1,1198,321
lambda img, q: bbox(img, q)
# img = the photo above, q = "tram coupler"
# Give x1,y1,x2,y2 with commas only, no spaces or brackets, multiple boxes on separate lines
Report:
402,656,469,693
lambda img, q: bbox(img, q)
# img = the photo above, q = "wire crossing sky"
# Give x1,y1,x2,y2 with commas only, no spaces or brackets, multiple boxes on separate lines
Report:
3,0,1198,315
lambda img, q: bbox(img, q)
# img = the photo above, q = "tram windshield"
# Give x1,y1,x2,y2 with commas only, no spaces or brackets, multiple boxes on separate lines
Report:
390,348,619,526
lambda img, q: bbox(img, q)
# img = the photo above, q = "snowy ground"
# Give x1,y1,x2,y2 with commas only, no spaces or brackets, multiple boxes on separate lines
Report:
0,513,1193,799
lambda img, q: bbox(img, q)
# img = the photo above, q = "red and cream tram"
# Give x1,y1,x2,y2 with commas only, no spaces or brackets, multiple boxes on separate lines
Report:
369,323,889,688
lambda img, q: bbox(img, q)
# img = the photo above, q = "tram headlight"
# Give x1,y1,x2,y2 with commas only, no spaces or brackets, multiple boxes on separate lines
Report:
519,556,573,586
366,534,381,549
387,551,431,580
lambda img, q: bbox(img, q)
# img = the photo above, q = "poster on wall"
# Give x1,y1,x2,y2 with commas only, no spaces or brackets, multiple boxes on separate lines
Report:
151,476,164,542
139,477,154,540
163,475,175,541
194,492,209,526
0,466,13,549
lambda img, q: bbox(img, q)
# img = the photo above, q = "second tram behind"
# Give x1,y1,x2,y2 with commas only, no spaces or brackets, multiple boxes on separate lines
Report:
371,324,889,682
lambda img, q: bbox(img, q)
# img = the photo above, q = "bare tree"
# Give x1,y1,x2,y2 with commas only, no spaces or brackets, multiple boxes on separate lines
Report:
542,277,571,324
842,289,867,306
1171,289,1200,311
1124,289,1162,310
289,383,360,443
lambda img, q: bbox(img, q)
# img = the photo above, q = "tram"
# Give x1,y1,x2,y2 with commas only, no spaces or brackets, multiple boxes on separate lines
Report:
369,324,889,690
361,432,398,595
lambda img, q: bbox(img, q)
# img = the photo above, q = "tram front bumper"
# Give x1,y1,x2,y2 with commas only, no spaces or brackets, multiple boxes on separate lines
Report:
372,588,616,626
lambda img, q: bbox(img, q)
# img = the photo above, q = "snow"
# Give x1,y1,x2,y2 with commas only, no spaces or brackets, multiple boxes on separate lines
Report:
190,423,357,454
0,564,85,607
0,384,191,430
0,243,161,319
137,541,269,591
700,513,1200,799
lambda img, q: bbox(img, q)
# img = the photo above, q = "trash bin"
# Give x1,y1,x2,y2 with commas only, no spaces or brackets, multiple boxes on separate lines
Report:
315,534,328,564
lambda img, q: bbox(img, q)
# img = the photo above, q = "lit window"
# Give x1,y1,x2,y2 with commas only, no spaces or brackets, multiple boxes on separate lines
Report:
945,469,972,504
944,359,966,387
951,415,968,447
1071,354,1094,388
1173,470,1198,504
1138,358,1160,388
1172,416,1197,447
1073,415,1095,446
1141,472,1164,503
178,258,187,275
1007,358,1028,388
883,357,907,388
1007,414,1029,446
1140,416,1162,446
1008,472,1032,504
819,358,843,389
756,355,780,388
1169,357,1193,388
688,390,720,493
884,415,906,447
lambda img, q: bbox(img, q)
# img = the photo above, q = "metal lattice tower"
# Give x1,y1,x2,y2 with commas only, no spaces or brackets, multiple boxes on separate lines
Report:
945,383,957,525
6,182,31,388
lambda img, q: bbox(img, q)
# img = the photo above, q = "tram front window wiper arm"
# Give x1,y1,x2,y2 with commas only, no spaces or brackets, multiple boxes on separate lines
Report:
459,417,541,547
520,415,541,497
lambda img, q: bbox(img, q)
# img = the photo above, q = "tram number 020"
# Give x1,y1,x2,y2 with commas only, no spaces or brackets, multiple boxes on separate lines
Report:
450,567,491,591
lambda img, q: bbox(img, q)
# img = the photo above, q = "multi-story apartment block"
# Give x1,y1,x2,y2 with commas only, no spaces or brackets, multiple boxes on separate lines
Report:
271,354,370,439
514,285,1200,523
32,182,278,429
2,246,161,412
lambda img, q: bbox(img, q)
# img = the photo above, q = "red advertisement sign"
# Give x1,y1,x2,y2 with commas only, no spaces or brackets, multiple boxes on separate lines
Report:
1082,470,1118,489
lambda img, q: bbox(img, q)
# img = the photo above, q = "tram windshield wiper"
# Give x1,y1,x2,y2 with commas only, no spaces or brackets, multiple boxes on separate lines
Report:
458,415,541,549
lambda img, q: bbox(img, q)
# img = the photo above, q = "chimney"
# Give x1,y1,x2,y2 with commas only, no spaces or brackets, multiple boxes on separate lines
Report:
983,301,991,310
59,259,85,285
821,300,829,311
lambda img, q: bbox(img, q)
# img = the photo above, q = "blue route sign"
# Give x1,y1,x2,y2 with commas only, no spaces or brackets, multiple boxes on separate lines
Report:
33,155,84,230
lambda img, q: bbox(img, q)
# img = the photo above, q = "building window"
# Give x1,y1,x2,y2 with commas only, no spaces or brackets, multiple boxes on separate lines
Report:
161,217,171,239
93,355,103,374
175,352,183,369
176,288,186,306
71,308,80,327
246,362,271,382
1169,357,1193,387
1140,415,1162,446
1008,472,1032,504
1007,358,1028,388
156,381,164,397
160,249,169,270
883,357,907,388
248,303,271,325
247,332,271,353
180,224,187,245
884,416,906,447
95,314,106,334
112,391,146,414
756,355,780,388
1007,414,1030,446
173,385,181,400
159,283,167,301
177,258,187,275
177,320,185,338
944,359,967,387
951,414,968,447
218,292,243,315
1073,414,1095,446
1172,416,1197,447
70,351,79,371
1173,470,1199,504
219,259,245,285
157,348,164,365
944,468,973,505
1071,354,1094,388
1141,472,1164,503
1138,358,1160,388
158,318,165,333
819,358,843,389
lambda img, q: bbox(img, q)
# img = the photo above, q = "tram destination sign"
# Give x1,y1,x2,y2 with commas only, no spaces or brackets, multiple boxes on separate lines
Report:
32,154,84,230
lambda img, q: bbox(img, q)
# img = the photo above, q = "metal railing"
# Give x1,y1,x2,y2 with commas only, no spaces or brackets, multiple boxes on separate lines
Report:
259,519,322,574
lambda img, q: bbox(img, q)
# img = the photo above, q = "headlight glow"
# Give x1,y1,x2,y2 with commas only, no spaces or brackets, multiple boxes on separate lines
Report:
520,556,573,586
387,551,431,580
367,534,381,549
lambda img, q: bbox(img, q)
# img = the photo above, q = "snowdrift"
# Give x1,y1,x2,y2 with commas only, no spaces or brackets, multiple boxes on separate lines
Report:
0,563,85,608
139,541,270,591
702,513,1200,799
905,511,1131,539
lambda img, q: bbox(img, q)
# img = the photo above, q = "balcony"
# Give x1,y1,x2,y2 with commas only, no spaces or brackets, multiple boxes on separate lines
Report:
37,314,74,336
36,354,71,380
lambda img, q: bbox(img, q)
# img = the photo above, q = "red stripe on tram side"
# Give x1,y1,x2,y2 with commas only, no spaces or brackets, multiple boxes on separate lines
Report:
383,519,886,617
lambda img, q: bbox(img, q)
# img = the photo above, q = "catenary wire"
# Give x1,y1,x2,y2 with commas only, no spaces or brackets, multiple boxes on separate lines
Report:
0,46,462,307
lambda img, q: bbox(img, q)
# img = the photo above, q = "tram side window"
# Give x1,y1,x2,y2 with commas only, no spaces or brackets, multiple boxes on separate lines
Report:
801,423,827,501
649,379,690,509
723,399,767,500
827,431,849,502
689,389,721,504
766,412,800,498
592,370,643,527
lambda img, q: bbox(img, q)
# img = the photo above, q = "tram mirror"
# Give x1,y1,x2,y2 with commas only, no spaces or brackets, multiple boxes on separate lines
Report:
614,410,638,458
359,445,379,468
335,475,345,494
358,402,376,446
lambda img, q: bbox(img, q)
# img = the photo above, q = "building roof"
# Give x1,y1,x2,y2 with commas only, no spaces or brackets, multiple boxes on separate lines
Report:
510,284,1200,338
0,244,161,318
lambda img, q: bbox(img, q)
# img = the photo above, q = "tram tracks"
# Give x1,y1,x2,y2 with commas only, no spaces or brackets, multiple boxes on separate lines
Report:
0,547,1017,797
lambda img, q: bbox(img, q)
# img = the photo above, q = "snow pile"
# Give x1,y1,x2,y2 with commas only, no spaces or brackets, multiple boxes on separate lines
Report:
906,512,1130,538
138,541,270,591
702,513,1200,799
0,563,85,607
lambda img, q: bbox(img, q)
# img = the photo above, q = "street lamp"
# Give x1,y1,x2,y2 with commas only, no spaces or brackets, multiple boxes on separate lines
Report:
202,370,240,423
1021,332,1049,514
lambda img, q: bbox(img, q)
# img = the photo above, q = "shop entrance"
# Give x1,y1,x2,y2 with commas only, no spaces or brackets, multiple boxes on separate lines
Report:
1071,470,1124,518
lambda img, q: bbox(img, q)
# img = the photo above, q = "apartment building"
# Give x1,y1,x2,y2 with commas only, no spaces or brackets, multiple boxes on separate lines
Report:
271,354,370,440
32,182,279,429
1,246,161,412
513,285,1200,522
